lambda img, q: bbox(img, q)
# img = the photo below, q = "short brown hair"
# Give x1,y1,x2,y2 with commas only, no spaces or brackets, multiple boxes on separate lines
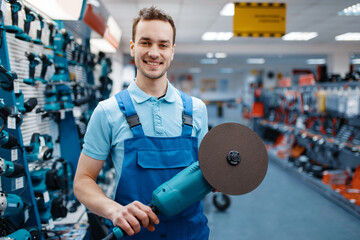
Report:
132,6,176,45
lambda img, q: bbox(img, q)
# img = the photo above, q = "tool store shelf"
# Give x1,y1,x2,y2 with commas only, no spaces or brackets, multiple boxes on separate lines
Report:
268,150,360,220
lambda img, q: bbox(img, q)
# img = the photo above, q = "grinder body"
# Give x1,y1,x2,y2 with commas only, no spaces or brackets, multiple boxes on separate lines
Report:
108,161,214,240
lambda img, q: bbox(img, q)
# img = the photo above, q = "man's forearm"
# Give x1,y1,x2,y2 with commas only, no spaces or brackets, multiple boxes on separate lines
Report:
74,175,122,221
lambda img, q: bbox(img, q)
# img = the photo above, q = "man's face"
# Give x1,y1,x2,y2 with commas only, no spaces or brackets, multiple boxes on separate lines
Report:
130,20,175,81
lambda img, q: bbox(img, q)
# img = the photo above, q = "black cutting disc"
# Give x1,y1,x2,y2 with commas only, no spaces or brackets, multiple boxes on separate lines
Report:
199,123,268,195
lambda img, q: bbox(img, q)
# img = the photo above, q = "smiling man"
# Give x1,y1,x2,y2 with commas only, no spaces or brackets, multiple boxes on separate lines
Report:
74,6,209,240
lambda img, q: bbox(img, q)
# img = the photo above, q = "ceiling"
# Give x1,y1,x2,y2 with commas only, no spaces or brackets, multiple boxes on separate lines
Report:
101,0,360,72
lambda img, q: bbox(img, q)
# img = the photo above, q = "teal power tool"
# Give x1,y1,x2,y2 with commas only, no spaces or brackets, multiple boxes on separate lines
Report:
0,191,25,217
25,133,53,162
14,91,38,113
44,21,56,50
0,157,25,177
0,98,23,128
4,0,23,34
104,123,268,240
43,85,60,111
23,51,40,86
35,53,53,84
32,14,43,45
3,229,32,240
15,6,36,42
0,64,17,91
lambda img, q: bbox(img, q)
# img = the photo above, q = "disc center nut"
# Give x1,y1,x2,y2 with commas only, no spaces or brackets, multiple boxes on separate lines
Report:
227,150,241,166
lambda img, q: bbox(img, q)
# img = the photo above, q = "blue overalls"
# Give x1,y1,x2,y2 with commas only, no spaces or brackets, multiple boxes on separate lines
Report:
113,89,209,240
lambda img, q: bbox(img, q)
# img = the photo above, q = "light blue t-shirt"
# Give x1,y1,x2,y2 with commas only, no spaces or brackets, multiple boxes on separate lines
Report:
82,80,208,186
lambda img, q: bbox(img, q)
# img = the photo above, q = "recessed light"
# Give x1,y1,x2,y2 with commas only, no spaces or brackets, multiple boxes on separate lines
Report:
220,3,234,16
201,32,233,41
338,3,360,16
335,32,360,41
215,52,227,59
282,32,318,41
247,58,265,64
306,59,326,65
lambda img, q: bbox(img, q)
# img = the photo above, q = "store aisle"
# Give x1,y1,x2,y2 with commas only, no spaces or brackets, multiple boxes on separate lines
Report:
203,159,360,240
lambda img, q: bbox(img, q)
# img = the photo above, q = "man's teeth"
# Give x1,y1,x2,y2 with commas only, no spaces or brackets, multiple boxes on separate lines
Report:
147,62,160,65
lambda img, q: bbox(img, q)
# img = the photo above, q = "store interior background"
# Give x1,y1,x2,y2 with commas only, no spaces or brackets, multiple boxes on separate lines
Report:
102,0,360,127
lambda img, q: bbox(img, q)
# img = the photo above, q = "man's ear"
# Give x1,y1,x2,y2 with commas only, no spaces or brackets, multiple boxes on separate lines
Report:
171,44,175,61
130,40,135,57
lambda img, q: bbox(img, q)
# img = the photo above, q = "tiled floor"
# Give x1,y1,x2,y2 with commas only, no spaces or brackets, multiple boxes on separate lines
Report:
203,159,360,240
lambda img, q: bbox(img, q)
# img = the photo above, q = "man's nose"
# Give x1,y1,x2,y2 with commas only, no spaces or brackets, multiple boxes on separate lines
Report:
148,45,160,58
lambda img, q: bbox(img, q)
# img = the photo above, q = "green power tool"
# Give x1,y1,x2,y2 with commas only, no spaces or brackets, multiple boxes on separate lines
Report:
104,123,268,240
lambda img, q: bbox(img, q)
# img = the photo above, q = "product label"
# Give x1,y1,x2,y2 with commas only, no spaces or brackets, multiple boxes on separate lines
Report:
14,81,20,94
24,209,29,222
15,176,24,190
7,117,16,129
43,191,50,203
11,149,18,161
60,110,65,119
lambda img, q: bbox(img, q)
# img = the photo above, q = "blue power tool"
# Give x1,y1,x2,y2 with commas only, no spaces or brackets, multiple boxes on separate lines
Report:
0,191,24,217
4,0,23,34
0,64,17,91
0,157,24,177
15,6,36,42
104,123,268,240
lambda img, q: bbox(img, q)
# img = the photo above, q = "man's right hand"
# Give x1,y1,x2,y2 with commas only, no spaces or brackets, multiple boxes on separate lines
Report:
110,201,160,236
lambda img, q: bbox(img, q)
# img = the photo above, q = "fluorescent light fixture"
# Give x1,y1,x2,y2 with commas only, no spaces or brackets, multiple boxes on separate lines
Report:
189,67,202,73
200,58,218,64
282,32,318,41
220,3,234,16
25,0,85,20
338,3,360,16
201,32,233,41
307,59,326,65
215,52,227,58
206,53,214,58
246,58,265,64
90,38,117,53
220,68,234,74
335,32,360,41
352,59,360,64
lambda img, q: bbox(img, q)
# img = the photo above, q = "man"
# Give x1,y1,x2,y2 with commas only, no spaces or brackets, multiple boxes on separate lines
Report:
74,6,209,239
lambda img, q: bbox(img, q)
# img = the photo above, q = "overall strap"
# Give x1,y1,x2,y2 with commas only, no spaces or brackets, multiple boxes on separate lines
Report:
180,91,193,136
115,89,145,137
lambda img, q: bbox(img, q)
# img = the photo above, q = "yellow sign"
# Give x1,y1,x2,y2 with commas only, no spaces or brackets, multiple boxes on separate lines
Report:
233,2,286,37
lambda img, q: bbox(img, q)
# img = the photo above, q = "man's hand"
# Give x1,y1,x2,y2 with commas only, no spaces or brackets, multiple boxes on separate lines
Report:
110,201,160,236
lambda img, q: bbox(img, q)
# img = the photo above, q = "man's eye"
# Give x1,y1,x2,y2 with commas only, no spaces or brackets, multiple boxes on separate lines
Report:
160,44,168,48
141,42,149,45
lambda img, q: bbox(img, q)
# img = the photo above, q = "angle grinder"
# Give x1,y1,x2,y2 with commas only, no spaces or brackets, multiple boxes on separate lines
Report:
103,123,268,239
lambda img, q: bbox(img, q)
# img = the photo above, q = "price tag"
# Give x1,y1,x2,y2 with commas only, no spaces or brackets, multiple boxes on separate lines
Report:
43,191,50,203
0,177,2,191
60,110,65,119
15,176,24,190
24,209,29,222
7,116,16,129
48,218,54,230
11,149,18,161
14,80,20,94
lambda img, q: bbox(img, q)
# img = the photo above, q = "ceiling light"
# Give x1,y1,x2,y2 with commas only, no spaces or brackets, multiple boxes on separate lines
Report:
335,32,360,41
90,39,117,53
201,32,233,41
189,68,202,73
215,53,227,58
25,0,85,20
352,59,360,64
338,3,360,16
220,3,234,16
282,32,318,41
206,53,214,58
246,58,265,64
307,59,326,65
200,58,218,64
